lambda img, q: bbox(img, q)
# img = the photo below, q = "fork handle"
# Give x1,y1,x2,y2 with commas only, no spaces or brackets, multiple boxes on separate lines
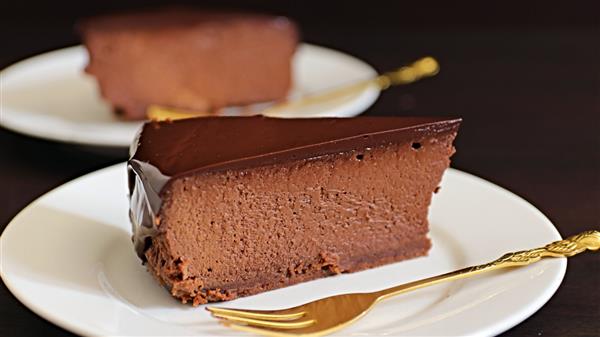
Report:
148,57,440,121
374,230,600,301
260,56,439,116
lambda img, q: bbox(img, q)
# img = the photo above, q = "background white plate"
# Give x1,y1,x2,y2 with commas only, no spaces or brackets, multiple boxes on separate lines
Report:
0,164,565,336
0,45,379,147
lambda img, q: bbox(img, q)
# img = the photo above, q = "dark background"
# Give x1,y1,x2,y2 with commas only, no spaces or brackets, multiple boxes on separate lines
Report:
1,1,599,336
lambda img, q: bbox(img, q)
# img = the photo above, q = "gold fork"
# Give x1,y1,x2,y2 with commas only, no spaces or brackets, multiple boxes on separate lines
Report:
207,230,600,337
147,56,439,121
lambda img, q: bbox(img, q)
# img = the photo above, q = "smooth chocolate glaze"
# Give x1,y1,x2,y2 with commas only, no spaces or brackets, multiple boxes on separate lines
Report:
128,116,461,259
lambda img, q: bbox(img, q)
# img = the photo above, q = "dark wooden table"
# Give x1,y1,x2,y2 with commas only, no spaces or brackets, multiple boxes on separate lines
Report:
1,1,598,336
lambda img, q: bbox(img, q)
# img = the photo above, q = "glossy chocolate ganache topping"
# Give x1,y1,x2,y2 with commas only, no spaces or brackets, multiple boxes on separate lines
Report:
128,116,461,259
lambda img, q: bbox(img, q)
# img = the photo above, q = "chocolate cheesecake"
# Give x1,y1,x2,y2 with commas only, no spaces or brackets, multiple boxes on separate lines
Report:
128,116,460,305
79,8,298,119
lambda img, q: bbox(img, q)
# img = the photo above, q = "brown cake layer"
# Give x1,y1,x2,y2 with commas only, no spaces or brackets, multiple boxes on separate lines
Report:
128,116,460,305
79,8,298,119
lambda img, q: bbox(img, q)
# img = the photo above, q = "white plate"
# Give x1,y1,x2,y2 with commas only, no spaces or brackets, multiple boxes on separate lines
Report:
0,164,565,336
0,45,379,147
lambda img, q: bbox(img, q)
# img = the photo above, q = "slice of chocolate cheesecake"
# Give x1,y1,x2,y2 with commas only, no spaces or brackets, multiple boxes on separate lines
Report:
128,116,460,305
79,8,298,120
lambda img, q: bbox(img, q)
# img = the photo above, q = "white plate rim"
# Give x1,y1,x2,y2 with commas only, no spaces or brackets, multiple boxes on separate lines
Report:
0,164,566,336
0,44,380,148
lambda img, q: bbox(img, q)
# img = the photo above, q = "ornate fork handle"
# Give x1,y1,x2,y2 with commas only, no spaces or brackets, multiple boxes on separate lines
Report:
377,230,600,300
375,56,439,89
259,57,438,116
148,57,440,121
470,230,600,272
